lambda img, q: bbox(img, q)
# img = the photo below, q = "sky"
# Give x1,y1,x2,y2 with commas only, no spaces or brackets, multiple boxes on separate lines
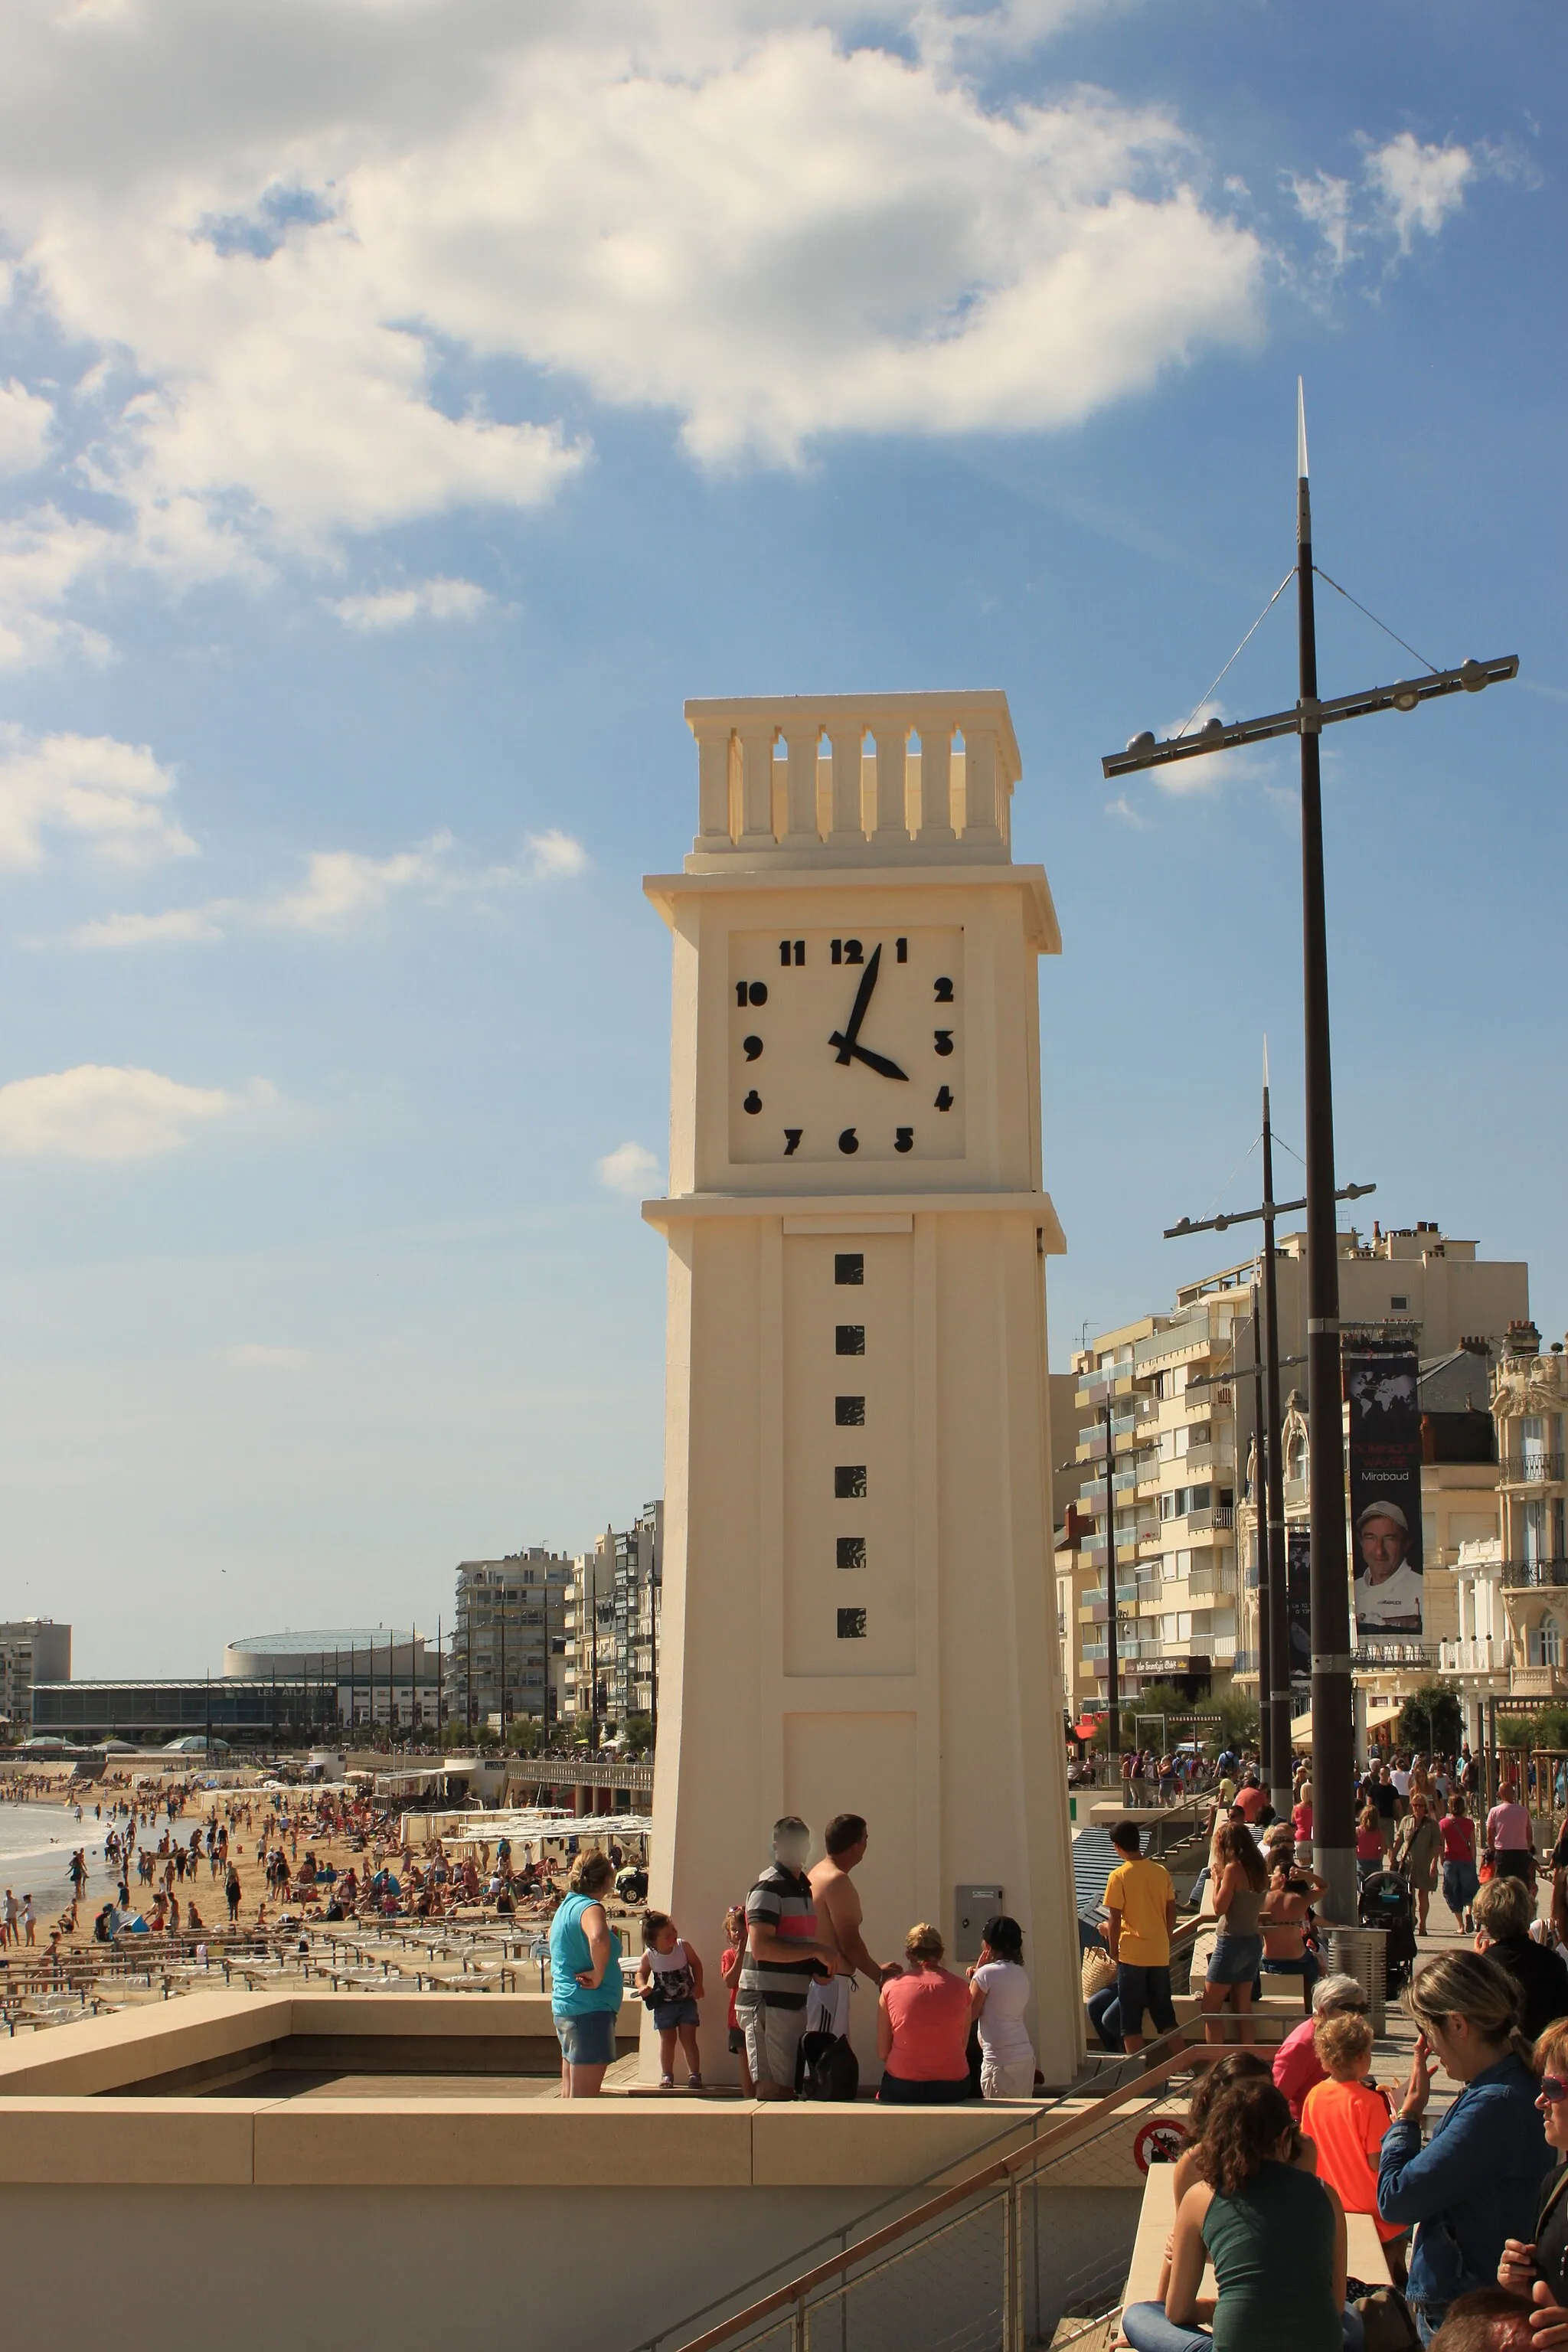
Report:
0,0,1560,1676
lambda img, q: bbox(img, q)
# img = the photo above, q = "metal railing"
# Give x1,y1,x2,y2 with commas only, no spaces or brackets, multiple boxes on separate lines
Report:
1503,1560,1568,1589
645,2014,1282,2352
1501,1455,1566,1485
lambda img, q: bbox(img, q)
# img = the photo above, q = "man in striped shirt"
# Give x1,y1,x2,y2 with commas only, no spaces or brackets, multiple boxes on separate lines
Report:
736,1816,836,2099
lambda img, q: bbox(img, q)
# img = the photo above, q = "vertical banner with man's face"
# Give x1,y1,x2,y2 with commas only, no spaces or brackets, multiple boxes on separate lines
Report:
1344,1341,1424,1640
1286,1524,1312,1694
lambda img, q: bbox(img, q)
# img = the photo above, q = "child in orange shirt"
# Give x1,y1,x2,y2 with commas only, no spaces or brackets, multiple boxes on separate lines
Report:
1302,2011,1406,2282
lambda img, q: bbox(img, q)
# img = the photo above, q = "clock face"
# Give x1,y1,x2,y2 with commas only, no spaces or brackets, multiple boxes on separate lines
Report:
727,926,965,1165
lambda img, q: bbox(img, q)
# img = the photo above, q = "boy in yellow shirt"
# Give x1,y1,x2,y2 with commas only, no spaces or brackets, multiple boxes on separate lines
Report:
1103,1821,1177,2054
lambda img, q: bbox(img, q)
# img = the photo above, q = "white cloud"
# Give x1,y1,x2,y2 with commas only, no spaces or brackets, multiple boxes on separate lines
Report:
67,903,230,949
0,1064,273,1159
1366,132,1472,251
70,824,588,946
519,829,588,880
0,380,54,476
1287,133,1482,282
0,0,1263,651
265,831,453,930
0,727,196,870
1289,169,1352,270
1149,701,1276,798
597,1140,660,1197
330,576,491,631
224,1341,309,1368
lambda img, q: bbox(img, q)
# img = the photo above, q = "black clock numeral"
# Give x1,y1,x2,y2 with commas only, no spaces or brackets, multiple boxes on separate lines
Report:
742,1034,763,1062
838,1126,859,1155
933,1029,954,1057
895,1127,913,1154
935,1086,954,1112
933,975,954,1004
743,1089,762,1116
895,937,907,963
783,1129,802,1156
779,939,805,966
830,938,864,966
737,980,768,1006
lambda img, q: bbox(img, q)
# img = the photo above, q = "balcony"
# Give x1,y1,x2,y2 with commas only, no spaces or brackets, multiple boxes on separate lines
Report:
1502,1559,1568,1588
1501,1455,1566,1485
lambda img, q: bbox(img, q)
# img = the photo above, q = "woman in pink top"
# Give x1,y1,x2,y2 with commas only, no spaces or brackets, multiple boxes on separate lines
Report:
877,1922,973,2105
1487,1780,1535,1891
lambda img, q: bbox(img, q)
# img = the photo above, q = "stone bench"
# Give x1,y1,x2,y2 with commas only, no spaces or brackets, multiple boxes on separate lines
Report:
1112,2156,1391,2344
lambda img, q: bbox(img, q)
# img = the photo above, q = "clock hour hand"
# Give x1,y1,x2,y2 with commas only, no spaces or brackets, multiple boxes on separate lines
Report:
830,942,881,1064
840,1040,908,1082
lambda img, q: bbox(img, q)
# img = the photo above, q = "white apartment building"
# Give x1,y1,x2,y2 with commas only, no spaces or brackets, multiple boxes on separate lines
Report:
1058,1222,1529,1713
1438,1325,1568,1734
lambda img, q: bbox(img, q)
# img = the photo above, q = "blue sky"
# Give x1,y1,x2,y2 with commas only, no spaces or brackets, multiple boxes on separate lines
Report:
0,0,1560,1674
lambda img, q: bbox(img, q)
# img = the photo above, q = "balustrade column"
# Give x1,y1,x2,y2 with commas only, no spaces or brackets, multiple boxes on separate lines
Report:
692,720,735,847
736,722,778,849
781,724,822,848
962,724,1002,844
872,725,910,846
826,723,866,844
916,726,956,843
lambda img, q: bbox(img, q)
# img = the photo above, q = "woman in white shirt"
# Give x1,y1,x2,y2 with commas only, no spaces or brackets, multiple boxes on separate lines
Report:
969,1913,1037,2100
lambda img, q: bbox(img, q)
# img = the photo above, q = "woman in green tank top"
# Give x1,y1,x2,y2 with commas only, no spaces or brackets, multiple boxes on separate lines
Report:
1123,2078,1358,2352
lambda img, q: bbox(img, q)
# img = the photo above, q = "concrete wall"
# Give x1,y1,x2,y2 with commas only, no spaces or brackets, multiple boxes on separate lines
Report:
0,2179,1142,2352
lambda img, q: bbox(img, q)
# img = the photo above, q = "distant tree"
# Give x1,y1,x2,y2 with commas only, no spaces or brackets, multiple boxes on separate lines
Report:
1396,1681,1465,1757
623,1713,655,1759
1208,1686,1260,1757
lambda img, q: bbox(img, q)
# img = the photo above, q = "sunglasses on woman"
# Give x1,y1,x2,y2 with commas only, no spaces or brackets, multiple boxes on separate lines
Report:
1539,2076,1568,2103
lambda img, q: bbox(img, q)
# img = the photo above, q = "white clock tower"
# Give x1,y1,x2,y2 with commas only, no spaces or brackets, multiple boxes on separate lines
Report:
643,691,1083,2087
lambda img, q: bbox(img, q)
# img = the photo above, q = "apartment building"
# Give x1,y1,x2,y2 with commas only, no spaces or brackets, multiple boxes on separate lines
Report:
1060,1295,1243,1707
443,1550,572,1731
1057,1222,1529,1714
0,1620,71,1723
563,1501,663,1736
1438,1324,1568,1732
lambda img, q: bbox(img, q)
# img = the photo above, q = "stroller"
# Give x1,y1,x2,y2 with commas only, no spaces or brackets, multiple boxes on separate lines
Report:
1358,1868,1419,1993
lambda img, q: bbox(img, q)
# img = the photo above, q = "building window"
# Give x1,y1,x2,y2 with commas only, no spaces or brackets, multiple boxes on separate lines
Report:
1390,1295,1408,1312
835,1253,864,1285
1534,1613,1562,1670
834,1465,867,1499
837,1609,867,1640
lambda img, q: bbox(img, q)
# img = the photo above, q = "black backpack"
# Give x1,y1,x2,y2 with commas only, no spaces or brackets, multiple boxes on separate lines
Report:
799,2027,860,2102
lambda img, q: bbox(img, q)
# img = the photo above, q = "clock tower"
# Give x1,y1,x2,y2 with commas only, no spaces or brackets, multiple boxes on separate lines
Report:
643,691,1083,2086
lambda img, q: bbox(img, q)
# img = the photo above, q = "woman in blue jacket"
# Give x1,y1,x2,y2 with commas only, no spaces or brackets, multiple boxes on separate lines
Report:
1379,1949,1548,2343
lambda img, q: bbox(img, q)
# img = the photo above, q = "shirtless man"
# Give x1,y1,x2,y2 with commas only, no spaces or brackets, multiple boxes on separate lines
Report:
807,1813,896,2039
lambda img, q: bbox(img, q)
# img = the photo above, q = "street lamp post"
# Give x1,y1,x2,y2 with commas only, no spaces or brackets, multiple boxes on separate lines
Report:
1109,384,1517,1921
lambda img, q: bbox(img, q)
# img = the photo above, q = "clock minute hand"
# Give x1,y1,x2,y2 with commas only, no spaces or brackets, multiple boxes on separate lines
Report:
829,943,881,1065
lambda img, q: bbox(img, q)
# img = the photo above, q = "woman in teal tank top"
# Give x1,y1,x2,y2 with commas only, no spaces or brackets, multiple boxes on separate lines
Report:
548,1851,624,2096
1123,2078,1361,2352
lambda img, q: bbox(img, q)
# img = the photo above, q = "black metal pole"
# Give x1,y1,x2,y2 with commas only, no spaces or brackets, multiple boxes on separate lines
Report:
1298,388,1354,1925
1103,1393,1121,1774
1262,1080,1292,1815
499,1580,507,1744
1250,1284,1273,1792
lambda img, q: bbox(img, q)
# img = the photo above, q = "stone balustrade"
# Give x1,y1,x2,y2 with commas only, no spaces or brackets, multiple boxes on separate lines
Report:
683,691,1021,867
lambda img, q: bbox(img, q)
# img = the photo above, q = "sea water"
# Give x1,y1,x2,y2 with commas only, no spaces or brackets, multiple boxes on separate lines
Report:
0,1797,103,1922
